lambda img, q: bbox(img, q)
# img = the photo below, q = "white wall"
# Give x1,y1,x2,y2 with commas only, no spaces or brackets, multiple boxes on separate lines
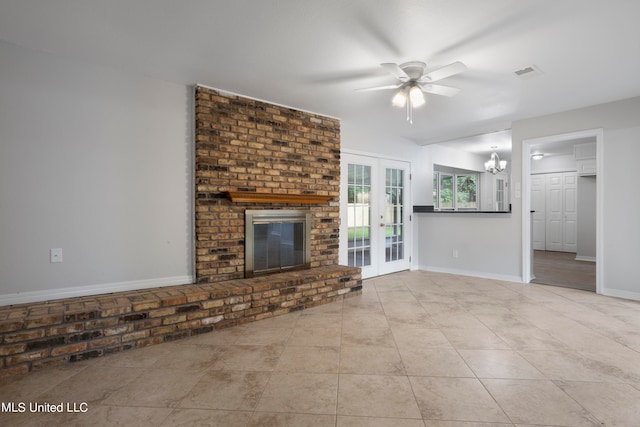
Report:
340,123,523,281
421,144,485,206
0,41,193,304
577,176,597,259
340,122,423,167
340,121,424,269
599,126,640,297
513,97,640,300
530,153,575,174
340,121,426,206
3,39,639,304
414,141,520,281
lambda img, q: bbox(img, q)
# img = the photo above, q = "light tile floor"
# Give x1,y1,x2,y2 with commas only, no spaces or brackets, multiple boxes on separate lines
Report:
2,270,640,426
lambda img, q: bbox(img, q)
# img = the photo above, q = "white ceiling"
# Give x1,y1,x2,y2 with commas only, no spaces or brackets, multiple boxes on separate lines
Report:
1,1,639,145
435,129,512,161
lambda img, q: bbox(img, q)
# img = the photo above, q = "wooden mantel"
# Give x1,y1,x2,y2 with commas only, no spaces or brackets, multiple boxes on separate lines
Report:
224,191,333,205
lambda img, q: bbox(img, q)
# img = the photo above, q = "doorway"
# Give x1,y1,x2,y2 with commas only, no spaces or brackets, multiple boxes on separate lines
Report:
340,153,412,279
522,129,603,293
532,250,596,291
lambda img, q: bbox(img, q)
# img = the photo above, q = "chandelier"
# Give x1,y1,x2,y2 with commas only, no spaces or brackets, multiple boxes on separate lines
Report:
485,151,507,174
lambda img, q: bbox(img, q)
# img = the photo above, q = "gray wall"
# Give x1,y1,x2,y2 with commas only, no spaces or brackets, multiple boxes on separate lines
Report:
416,96,640,297
2,39,639,304
339,121,424,271
416,144,521,281
512,97,640,299
530,153,575,174
577,176,597,259
0,41,192,303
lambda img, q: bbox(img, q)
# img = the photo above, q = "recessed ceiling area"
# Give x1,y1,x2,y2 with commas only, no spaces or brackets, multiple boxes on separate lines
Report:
1,1,639,144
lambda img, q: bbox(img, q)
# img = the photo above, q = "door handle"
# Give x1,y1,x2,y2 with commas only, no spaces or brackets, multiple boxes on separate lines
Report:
380,223,385,227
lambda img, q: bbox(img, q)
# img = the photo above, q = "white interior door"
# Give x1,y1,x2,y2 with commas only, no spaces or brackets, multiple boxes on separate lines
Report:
543,172,578,252
531,175,546,250
546,173,564,251
341,154,411,278
562,173,578,252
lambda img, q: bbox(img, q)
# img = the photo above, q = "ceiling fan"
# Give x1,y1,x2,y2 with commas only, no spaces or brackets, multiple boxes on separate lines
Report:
358,61,467,123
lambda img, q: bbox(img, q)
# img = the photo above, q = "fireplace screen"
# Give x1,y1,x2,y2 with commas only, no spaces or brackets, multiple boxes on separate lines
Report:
245,210,311,277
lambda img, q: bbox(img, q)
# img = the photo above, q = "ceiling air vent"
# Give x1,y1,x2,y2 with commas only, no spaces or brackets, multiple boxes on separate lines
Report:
514,65,543,79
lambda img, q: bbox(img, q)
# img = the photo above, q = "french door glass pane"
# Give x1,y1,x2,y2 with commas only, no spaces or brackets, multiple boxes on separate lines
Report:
347,163,371,267
385,168,404,262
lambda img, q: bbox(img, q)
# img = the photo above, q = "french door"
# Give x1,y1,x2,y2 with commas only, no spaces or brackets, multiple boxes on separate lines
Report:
340,153,411,278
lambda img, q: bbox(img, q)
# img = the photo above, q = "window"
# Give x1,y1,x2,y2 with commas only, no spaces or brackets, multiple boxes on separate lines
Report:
456,174,478,210
433,167,479,211
438,173,454,210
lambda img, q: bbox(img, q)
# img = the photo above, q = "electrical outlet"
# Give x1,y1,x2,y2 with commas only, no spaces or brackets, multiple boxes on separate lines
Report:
452,249,459,258
50,248,63,263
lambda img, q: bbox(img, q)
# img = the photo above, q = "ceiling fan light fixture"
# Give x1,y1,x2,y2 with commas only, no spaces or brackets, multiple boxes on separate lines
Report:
364,59,466,124
391,90,407,107
409,85,425,107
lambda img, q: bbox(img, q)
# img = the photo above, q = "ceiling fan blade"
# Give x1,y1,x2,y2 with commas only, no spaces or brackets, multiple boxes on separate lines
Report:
380,63,410,82
355,83,403,92
419,61,467,82
420,84,461,97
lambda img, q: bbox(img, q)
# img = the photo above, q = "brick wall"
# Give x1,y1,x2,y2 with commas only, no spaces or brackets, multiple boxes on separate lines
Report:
195,86,341,283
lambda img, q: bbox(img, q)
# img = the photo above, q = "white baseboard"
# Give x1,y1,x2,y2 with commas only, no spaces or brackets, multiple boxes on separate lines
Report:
415,265,523,283
0,276,194,306
574,255,596,262
601,287,640,302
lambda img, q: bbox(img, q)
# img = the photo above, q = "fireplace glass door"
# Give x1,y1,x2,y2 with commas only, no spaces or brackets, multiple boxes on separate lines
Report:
254,221,305,271
245,210,311,277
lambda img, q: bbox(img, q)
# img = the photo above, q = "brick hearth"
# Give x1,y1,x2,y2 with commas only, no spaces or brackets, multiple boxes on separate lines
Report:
0,266,361,376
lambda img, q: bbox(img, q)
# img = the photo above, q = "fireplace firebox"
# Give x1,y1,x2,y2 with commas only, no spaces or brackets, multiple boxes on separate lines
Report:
245,210,312,278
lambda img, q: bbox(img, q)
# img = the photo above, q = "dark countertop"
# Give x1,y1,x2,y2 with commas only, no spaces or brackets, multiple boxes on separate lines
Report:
413,205,511,214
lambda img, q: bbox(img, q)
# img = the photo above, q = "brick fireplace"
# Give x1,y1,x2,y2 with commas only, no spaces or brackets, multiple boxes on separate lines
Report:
194,86,344,282
0,86,361,376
